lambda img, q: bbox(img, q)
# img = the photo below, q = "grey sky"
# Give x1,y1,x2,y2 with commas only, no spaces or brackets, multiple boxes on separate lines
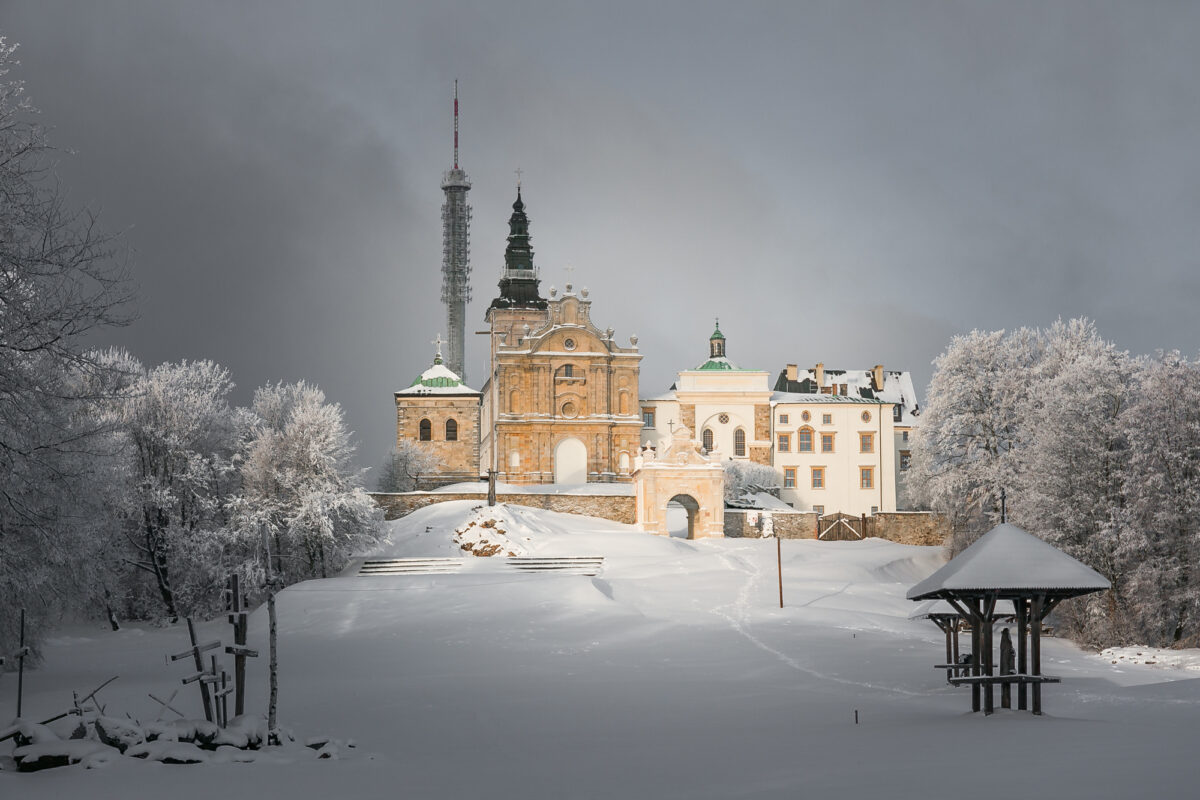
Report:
5,1,1199,473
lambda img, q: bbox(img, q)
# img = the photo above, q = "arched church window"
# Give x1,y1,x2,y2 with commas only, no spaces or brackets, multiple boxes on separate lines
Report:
445,418,458,441
509,389,520,414
419,419,432,441
734,428,746,457
702,428,714,453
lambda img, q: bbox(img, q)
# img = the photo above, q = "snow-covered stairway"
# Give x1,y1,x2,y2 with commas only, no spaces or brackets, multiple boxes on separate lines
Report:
507,557,605,576
357,558,466,576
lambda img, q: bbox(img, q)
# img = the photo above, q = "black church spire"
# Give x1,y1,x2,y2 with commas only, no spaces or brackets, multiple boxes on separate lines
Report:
490,186,547,310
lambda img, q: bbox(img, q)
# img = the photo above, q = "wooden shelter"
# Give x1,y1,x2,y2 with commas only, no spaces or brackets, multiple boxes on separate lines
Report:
907,523,1110,715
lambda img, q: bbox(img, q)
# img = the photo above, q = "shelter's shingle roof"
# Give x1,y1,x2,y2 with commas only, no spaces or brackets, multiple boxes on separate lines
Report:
907,523,1111,600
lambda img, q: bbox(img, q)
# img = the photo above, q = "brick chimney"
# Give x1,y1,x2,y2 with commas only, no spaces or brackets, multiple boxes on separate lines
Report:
786,363,798,382
814,363,824,389
872,364,885,392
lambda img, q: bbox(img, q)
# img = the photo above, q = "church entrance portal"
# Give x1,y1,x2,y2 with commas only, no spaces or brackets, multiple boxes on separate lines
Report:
667,494,700,539
553,437,588,485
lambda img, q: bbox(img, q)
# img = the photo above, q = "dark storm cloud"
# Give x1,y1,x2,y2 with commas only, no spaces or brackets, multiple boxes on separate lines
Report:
4,1,1200,472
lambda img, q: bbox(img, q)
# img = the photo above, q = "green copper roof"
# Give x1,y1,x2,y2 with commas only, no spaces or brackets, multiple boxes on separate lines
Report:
410,374,462,388
696,356,739,371
710,322,725,340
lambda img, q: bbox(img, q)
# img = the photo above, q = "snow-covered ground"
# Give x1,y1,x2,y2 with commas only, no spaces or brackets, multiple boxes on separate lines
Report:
6,500,1199,798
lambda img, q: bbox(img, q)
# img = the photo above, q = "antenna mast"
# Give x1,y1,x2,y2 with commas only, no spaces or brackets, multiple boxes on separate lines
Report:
440,81,472,382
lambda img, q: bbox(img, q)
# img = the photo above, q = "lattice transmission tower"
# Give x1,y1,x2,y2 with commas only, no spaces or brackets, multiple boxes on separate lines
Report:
440,80,472,382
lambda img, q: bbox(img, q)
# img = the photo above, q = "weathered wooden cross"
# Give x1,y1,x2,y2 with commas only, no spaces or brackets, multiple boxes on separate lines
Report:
148,688,185,720
224,574,259,718
168,618,220,723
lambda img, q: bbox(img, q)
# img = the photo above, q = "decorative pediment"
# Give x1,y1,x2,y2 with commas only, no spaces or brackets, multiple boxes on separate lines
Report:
657,425,716,467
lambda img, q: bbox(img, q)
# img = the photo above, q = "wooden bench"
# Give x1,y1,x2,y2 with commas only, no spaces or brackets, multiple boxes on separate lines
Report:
948,674,1061,687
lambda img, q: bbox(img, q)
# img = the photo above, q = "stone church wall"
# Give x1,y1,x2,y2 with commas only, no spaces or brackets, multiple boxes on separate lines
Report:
395,395,480,483
370,491,636,525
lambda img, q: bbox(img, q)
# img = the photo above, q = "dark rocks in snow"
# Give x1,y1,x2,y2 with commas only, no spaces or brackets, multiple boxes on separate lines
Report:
94,716,145,753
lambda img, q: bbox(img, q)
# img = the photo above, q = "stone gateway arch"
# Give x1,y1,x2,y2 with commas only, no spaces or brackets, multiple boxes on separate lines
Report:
633,426,725,539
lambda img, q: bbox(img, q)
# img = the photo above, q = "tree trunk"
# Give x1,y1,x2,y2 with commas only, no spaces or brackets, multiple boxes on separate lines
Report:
145,525,179,622
267,591,279,745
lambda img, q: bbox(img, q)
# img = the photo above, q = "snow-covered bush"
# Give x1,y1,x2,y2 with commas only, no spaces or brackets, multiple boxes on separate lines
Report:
723,460,781,505
376,440,442,492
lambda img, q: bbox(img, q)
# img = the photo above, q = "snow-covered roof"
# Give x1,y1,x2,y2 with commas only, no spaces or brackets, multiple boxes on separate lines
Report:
771,391,882,405
396,358,480,396
907,524,1111,600
727,491,796,511
774,366,921,424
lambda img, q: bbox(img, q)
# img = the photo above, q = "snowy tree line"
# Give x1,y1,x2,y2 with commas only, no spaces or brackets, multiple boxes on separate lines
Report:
908,318,1200,649
0,37,377,658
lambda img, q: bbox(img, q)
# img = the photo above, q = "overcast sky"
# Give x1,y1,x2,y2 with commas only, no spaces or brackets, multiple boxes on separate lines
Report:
5,1,1200,473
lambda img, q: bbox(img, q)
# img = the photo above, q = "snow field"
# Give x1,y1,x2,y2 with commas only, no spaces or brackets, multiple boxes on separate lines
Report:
6,501,1199,799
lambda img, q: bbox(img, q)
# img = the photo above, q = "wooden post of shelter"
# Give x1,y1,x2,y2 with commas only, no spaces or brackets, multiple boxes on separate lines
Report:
1030,594,1043,715
982,593,997,715
1016,597,1028,710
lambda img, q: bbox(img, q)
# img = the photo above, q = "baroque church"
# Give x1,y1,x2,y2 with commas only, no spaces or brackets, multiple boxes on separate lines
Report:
396,188,643,487
392,92,920,535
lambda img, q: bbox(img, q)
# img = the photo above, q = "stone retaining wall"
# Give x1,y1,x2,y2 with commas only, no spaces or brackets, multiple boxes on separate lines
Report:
373,493,947,545
865,512,949,547
370,492,637,525
724,509,817,539
726,508,948,546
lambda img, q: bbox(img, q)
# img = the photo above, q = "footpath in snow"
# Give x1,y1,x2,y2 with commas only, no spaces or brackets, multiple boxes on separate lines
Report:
5,500,1199,799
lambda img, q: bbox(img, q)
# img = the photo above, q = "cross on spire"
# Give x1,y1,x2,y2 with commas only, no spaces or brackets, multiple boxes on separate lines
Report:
514,166,523,188
432,333,444,362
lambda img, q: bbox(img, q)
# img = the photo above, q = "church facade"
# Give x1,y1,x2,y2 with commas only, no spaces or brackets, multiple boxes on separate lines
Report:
395,188,642,488
480,190,643,484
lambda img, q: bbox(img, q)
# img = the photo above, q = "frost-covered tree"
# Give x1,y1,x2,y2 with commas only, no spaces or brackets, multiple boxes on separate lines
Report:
906,327,1041,552
235,382,379,585
723,460,781,505
1119,353,1200,646
1009,321,1134,643
111,358,245,621
0,37,132,655
376,440,442,492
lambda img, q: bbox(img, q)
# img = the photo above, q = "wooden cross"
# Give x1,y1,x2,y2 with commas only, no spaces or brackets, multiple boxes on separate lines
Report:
223,574,258,718
168,618,220,723
148,688,185,720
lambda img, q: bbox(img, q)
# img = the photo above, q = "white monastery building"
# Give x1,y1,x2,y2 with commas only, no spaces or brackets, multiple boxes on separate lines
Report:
640,325,920,517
